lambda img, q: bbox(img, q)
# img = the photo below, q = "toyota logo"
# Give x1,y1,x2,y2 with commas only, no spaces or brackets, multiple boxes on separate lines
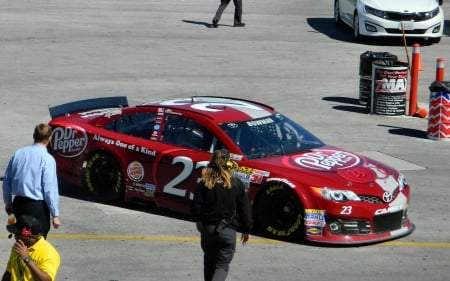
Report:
382,191,393,203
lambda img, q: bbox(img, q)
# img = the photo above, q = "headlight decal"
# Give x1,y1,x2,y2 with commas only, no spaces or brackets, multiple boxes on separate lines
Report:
322,188,361,202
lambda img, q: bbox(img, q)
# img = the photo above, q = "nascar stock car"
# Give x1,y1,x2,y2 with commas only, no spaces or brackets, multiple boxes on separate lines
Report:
48,96,414,244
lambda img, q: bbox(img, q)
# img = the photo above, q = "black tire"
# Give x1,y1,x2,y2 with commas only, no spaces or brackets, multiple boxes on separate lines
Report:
353,12,361,40
255,184,304,239
334,0,343,25
84,152,124,203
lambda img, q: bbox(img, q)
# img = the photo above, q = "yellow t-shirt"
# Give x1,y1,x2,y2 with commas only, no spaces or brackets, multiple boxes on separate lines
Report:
6,237,60,281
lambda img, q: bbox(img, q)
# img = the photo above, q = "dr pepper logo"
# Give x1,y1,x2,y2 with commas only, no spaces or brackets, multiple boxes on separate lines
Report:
293,149,360,171
50,126,88,157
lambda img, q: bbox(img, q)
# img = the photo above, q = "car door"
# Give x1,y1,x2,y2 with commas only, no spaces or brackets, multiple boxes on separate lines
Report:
152,113,226,214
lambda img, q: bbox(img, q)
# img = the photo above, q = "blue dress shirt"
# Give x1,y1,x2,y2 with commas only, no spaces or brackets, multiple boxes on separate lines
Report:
2,143,59,217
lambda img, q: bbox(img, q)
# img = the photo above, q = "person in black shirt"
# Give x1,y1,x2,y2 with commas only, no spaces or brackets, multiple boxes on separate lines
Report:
191,149,252,281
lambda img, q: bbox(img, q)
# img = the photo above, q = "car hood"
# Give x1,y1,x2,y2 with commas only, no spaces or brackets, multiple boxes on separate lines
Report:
249,146,401,194
362,0,438,12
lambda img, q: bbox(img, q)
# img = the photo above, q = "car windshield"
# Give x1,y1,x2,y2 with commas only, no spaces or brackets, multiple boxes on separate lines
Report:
219,113,324,159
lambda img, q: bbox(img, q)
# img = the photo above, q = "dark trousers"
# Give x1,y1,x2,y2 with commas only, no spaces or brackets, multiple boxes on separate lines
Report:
201,224,237,281
213,0,243,25
12,196,51,238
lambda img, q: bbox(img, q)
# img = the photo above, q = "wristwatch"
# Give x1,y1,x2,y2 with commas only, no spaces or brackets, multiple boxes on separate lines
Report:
23,256,32,264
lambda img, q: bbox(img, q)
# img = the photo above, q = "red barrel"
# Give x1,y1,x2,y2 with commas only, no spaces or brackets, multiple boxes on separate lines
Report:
427,81,450,140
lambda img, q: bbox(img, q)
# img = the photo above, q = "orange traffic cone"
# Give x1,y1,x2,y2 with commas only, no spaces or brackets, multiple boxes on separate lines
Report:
416,52,424,71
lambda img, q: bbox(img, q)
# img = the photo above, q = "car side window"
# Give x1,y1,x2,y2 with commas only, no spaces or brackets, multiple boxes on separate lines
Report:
161,115,221,152
104,112,156,139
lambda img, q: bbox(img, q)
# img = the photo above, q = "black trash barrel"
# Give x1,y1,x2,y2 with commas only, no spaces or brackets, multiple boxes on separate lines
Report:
359,51,398,107
427,81,450,140
370,61,409,116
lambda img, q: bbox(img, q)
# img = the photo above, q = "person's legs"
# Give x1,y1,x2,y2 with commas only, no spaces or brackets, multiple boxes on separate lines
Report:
213,0,231,27
201,225,219,281
233,0,243,26
211,227,236,281
12,197,51,238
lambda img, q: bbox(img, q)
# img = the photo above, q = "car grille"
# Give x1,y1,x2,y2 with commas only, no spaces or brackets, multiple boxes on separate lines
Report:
327,210,407,235
385,28,427,34
327,218,371,235
359,189,399,204
386,12,437,22
373,211,403,233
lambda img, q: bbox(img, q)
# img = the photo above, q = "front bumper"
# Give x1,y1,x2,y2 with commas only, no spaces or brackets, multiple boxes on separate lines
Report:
359,10,444,38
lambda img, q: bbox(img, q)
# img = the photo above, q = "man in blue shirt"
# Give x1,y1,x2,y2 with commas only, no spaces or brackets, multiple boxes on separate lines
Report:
3,123,61,238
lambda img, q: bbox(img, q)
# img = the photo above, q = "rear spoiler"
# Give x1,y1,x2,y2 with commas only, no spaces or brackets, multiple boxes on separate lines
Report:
49,96,128,119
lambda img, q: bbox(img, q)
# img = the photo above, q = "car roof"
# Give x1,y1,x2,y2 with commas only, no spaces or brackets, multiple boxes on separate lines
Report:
138,96,276,123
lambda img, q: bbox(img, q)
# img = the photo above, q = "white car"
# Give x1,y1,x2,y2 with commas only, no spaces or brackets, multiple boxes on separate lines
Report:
334,0,444,43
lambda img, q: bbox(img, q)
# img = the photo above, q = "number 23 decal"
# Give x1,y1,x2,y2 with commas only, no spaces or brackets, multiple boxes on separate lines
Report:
340,206,352,215
163,156,209,199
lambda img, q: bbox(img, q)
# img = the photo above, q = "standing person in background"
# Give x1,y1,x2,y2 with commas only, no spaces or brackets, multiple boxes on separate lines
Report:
3,123,61,238
2,214,60,281
212,0,245,28
191,149,252,281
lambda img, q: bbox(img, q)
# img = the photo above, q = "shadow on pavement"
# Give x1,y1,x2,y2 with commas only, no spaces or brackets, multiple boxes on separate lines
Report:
378,125,428,139
322,96,370,114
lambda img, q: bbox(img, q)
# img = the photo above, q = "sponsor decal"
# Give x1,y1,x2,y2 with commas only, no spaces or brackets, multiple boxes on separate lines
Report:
129,183,156,197
249,169,270,184
304,209,326,227
92,134,157,156
306,225,323,236
292,149,360,171
375,204,404,215
144,185,156,197
337,166,377,183
79,108,122,118
246,118,274,127
51,126,88,157
238,166,253,174
127,161,144,182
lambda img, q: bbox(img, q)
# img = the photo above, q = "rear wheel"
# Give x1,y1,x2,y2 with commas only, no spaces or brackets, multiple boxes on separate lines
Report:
84,152,124,203
255,184,304,239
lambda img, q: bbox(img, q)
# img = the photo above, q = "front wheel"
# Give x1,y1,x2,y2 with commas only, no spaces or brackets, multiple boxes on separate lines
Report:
83,152,124,203
353,12,361,40
255,184,304,239
334,0,343,25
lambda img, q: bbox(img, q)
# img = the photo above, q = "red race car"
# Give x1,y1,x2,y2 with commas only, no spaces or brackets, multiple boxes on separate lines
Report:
48,96,414,244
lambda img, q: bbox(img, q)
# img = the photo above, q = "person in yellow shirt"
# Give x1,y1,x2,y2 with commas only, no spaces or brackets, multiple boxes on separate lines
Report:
2,214,60,281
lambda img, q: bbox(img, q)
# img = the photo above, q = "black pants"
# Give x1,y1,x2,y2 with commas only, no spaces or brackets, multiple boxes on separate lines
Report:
12,196,51,238
201,224,237,281
213,0,243,25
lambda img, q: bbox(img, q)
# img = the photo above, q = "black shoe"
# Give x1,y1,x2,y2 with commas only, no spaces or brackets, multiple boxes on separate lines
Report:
234,22,245,27
212,20,218,28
